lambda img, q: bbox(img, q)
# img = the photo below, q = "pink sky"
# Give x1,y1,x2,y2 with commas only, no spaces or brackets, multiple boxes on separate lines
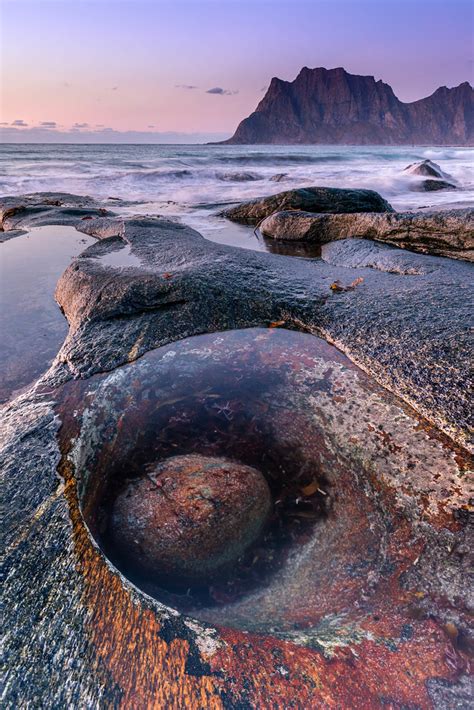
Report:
1,0,472,142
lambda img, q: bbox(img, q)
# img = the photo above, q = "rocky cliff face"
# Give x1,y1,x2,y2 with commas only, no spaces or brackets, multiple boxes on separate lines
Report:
223,67,473,145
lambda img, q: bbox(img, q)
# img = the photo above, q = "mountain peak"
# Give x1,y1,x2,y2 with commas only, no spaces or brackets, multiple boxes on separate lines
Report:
222,66,473,145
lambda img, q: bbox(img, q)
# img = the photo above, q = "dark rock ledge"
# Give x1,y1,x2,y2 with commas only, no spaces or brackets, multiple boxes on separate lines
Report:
258,208,474,261
222,186,394,224
221,186,473,262
1,193,473,708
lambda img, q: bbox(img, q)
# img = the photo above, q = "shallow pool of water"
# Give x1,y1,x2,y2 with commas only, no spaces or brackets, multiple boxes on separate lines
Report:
97,242,142,269
0,225,95,403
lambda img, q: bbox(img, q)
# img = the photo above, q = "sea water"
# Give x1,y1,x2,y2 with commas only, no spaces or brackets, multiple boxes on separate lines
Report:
1,143,473,251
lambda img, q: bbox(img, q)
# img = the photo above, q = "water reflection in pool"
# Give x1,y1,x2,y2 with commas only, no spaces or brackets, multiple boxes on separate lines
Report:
0,225,95,403
57,327,444,636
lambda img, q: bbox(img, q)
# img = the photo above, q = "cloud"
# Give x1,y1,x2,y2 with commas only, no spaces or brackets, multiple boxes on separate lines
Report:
11,119,28,126
148,125,155,128
206,87,238,96
175,84,198,90
73,122,89,128
40,121,57,128
0,122,8,126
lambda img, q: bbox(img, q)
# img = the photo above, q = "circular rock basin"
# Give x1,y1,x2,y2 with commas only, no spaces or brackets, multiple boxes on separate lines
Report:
57,328,471,645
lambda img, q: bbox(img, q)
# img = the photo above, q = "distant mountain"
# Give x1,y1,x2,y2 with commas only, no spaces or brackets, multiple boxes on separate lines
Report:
221,67,473,145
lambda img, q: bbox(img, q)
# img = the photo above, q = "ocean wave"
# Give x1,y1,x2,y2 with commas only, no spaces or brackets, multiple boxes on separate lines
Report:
130,168,193,181
214,153,349,165
2,145,472,219
216,171,262,181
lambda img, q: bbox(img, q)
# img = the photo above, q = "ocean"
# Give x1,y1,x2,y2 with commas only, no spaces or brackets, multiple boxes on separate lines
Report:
1,143,473,251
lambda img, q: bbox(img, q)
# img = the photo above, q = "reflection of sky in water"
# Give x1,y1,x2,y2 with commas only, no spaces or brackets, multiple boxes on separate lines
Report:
96,242,142,269
65,328,340,629
0,226,95,402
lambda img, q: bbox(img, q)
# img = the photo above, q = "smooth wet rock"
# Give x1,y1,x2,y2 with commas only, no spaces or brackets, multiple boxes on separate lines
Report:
0,192,114,231
410,178,458,192
51,209,473,450
109,454,272,582
222,186,394,224
2,194,473,707
259,208,474,261
321,238,436,275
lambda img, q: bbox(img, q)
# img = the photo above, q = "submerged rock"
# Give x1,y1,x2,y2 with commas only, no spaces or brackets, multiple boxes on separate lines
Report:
3,324,472,707
223,186,394,224
410,178,458,191
259,208,474,261
109,454,272,582
219,171,261,182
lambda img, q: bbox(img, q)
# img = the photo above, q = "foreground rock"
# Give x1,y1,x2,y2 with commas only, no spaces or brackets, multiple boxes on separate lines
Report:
223,186,394,224
259,208,474,261
0,192,120,232
2,194,473,707
52,213,471,445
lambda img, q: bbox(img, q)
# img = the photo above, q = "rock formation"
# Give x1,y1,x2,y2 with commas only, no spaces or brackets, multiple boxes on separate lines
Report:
223,186,394,224
2,193,473,707
403,160,458,191
221,67,473,145
404,159,451,179
259,208,474,261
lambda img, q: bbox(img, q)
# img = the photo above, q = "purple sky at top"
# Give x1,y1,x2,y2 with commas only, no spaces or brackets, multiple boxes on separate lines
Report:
1,0,473,142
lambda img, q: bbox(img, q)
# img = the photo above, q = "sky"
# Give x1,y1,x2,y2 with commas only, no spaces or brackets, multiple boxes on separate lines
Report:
1,0,473,143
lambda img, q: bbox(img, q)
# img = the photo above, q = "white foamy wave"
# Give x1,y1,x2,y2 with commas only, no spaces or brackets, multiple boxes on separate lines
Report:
1,144,473,219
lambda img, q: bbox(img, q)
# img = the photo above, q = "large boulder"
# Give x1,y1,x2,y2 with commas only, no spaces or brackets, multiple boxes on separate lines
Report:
222,186,394,224
259,208,474,261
